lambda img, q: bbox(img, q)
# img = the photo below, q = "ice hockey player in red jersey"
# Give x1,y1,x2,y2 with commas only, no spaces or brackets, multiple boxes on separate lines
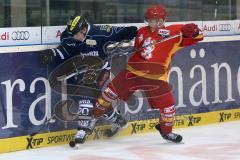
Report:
93,4,204,142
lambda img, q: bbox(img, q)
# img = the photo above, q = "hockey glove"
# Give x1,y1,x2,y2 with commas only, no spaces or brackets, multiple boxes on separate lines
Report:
39,49,54,66
181,23,200,38
123,26,138,40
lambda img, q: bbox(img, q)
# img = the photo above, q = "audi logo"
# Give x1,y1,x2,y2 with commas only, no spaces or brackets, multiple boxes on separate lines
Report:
11,31,30,40
219,24,231,32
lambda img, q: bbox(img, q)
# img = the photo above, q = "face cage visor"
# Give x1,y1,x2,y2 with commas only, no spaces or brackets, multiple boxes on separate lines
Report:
145,18,165,29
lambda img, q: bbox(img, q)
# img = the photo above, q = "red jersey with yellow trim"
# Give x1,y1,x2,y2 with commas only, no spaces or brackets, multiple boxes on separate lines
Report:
127,24,203,80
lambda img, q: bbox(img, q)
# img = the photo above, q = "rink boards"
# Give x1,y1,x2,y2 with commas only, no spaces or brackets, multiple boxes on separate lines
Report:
0,32,240,153
0,108,240,153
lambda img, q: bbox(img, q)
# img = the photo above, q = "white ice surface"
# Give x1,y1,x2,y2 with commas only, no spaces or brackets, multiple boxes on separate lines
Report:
1,121,240,160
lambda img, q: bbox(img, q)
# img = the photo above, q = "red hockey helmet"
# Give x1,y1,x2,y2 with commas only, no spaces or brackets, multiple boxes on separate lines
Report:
145,5,167,20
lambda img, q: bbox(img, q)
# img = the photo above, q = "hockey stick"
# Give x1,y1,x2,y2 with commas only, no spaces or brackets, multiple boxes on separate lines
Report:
97,33,182,69
105,33,182,57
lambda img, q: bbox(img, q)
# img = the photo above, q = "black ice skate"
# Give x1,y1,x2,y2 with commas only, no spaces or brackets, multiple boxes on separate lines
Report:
155,124,182,143
105,111,127,137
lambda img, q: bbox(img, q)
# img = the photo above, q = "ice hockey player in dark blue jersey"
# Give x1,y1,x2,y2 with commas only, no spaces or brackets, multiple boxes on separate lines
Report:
52,15,136,61
45,15,137,147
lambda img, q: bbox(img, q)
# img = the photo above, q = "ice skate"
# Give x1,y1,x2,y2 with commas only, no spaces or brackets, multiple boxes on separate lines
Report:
69,129,87,148
155,124,182,143
105,110,127,137
69,118,97,148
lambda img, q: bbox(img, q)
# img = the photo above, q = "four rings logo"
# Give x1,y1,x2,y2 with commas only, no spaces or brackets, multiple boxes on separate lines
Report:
11,31,30,40
219,24,231,32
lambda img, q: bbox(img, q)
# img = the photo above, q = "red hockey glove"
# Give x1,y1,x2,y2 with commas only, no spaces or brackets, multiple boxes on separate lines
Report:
181,23,200,38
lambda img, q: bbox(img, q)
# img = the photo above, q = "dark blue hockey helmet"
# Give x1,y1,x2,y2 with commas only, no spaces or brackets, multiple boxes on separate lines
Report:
67,15,88,35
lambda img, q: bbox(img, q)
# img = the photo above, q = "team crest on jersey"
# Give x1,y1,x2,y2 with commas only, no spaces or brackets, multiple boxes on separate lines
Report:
141,37,154,60
100,25,112,32
158,29,170,38
86,39,97,45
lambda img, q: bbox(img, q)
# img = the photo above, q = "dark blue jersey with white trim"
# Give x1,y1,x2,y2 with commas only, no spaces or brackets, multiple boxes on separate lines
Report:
53,24,137,62
49,23,137,88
